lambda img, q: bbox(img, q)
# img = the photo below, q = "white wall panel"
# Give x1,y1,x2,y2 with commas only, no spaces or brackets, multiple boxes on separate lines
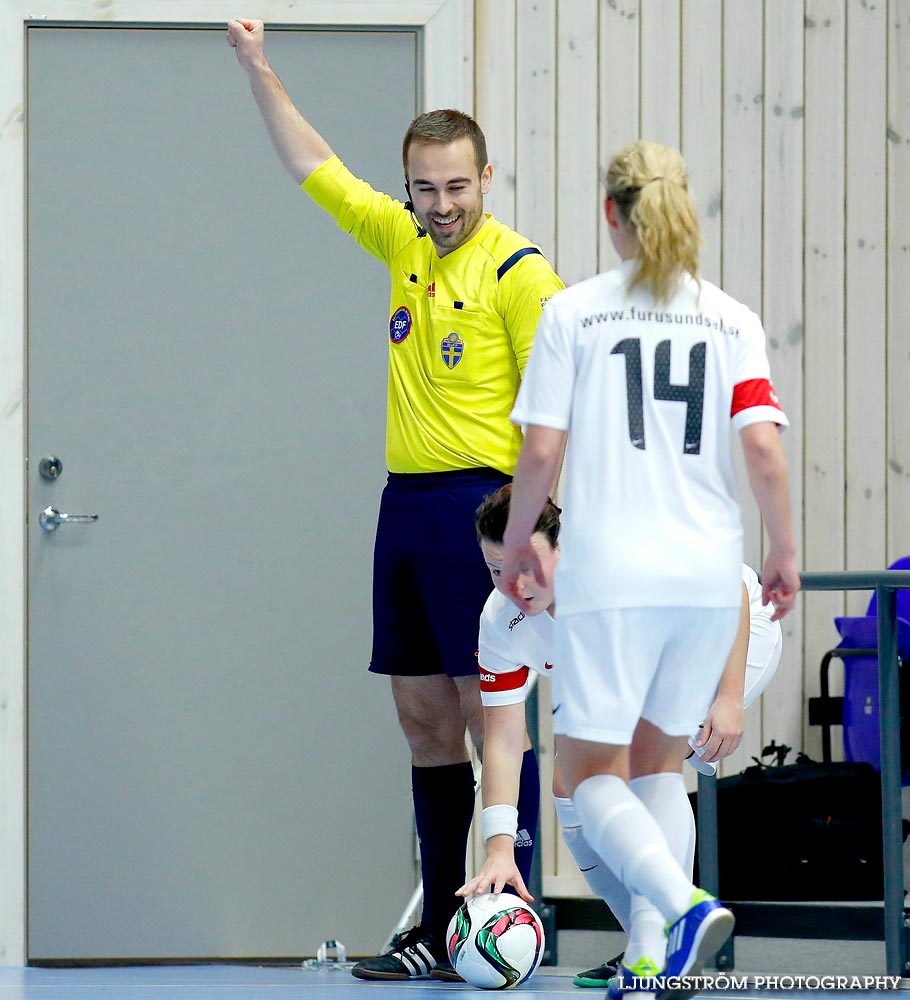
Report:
887,1,910,566
476,0,517,227
758,0,805,762
802,0,846,761
845,0,887,613
515,0,557,257
598,0,641,272
556,0,599,285
640,0,680,146
718,0,766,779
681,0,721,285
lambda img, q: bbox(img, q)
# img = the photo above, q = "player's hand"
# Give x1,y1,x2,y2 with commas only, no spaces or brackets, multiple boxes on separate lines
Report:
695,693,744,763
500,542,546,608
226,18,266,71
457,842,533,902
760,551,800,621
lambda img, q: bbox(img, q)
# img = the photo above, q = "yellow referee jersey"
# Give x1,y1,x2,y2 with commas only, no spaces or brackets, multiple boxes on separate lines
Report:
302,156,564,474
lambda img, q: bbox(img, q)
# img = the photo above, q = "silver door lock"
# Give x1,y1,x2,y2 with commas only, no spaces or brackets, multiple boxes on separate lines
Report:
40,506,99,532
38,455,63,480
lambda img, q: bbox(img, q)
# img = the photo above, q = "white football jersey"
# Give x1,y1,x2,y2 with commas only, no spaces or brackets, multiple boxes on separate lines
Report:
477,590,555,706
512,262,788,614
478,564,780,709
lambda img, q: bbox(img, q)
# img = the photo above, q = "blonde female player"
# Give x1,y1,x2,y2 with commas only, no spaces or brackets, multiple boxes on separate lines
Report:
498,141,799,1000
458,485,783,988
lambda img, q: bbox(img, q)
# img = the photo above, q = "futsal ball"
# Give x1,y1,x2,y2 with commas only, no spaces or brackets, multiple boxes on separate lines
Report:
446,892,545,989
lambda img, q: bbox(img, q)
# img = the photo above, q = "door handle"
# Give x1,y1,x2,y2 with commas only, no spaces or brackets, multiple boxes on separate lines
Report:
39,506,99,533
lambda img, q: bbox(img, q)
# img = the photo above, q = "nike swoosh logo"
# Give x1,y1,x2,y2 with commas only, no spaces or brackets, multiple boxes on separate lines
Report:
580,865,598,872
552,704,562,715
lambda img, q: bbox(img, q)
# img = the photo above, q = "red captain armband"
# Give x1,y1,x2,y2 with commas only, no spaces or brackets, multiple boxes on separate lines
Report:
478,664,530,693
731,378,784,417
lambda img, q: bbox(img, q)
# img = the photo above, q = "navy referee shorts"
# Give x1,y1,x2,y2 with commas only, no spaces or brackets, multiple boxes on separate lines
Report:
369,467,510,678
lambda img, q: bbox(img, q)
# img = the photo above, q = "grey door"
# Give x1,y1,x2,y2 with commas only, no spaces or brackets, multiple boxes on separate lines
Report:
27,25,416,960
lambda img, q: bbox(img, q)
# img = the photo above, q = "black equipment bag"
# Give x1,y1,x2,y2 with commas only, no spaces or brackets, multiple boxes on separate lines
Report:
691,759,889,901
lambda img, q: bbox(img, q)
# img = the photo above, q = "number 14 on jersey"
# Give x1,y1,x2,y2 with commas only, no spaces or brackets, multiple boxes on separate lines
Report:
610,338,706,455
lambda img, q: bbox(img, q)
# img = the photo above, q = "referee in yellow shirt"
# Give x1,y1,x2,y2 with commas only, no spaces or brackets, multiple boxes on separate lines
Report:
227,19,564,980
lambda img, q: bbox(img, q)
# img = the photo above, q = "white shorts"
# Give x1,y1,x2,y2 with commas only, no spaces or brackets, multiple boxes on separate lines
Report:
552,606,741,744
743,609,783,708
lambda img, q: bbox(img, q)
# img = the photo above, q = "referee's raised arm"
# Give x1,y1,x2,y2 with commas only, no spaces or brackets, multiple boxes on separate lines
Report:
226,19,334,185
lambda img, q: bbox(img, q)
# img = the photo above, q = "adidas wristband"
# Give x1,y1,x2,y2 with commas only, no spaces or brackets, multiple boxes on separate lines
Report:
482,804,519,842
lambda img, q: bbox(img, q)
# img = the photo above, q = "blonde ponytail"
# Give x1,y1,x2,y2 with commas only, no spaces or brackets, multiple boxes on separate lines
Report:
606,142,701,304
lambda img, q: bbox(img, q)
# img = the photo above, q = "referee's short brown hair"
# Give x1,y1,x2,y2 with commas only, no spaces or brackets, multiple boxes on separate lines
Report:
403,109,489,178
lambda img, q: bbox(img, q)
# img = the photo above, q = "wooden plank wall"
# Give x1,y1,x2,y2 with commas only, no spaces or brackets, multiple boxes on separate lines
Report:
472,0,910,898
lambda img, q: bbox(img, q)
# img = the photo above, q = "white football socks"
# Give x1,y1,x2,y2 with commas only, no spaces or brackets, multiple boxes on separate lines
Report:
629,772,696,878
624,772,696,970
554,795,631,931
625,892,666,975
573,773,696,924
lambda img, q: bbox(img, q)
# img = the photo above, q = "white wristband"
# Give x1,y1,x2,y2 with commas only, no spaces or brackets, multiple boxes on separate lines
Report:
482,804,519,842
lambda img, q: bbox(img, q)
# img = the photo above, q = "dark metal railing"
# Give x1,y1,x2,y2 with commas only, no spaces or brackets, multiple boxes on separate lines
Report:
698,570,910,977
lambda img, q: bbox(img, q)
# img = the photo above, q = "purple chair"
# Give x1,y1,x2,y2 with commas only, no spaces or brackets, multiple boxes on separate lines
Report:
810,558,910,781
867,555,910,623
837,616,910,773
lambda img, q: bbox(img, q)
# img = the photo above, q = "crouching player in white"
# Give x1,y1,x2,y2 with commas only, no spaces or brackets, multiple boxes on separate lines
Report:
457,485,782,987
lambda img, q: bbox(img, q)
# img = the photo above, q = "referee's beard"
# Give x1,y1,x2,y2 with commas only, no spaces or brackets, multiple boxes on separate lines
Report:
421,199,486,254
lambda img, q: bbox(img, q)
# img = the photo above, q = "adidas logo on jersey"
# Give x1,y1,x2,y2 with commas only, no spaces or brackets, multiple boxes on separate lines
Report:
516,828,533,848
479,671,496,684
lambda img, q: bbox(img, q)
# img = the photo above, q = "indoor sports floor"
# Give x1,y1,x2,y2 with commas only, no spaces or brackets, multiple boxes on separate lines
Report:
0,964,904,1000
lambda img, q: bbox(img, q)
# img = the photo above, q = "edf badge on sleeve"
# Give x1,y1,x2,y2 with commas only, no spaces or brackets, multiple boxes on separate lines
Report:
389,306,412,344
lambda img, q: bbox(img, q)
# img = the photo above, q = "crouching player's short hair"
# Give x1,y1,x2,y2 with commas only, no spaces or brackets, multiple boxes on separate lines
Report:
474,484,562,548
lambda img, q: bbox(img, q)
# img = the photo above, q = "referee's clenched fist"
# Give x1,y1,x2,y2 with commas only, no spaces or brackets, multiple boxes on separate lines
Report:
226,18,265,71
